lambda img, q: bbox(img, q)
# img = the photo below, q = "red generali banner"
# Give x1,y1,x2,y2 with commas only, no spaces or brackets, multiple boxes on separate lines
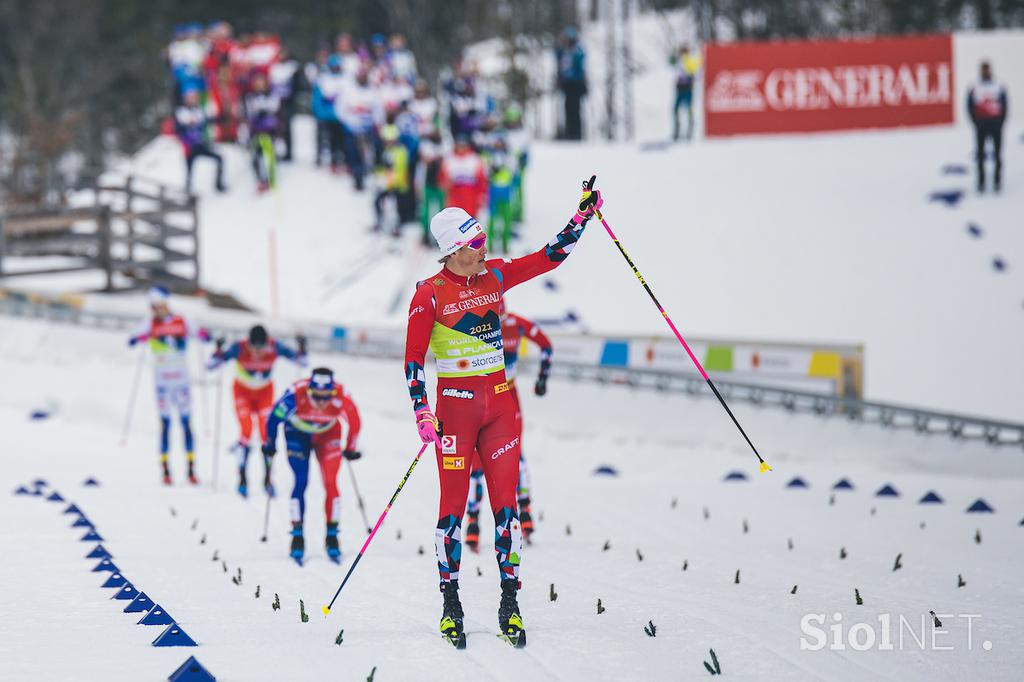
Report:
704,34,954,136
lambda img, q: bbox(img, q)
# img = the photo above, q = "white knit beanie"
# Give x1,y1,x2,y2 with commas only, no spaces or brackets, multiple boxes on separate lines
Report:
430,207,485,258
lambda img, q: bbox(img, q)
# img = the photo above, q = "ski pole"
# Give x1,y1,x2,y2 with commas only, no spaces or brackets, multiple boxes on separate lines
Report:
346,463,373,534
194,342,211,437
211,368,223,492
211,337,225,492
268,227,281,319
119,346,147,447
593,199,770,473
322,442,429,617
260,467,272,543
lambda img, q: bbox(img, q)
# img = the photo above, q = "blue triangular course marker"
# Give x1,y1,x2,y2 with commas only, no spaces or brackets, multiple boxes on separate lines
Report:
32,478,48,488
124,592,155,614
832,478,854,491
138,604,175,626
593,465,619,476
723,471,747,482
928,190,964,207
112,583,139,601
101,572,128,589
918,491,944,504
168,655,216,682
31,488,44,496
153,623,197,647
72,516,94,528
86,545,112,560
875,484,900,497
81,530,103,542
63,503,82,515
14,486,31,495
966,498,994,513
92,558,119,572
786,476,809,489
83,478,100,487
46,491,65,502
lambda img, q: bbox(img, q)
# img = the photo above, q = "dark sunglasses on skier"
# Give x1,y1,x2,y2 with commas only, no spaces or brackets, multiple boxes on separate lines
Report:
309,389,335,404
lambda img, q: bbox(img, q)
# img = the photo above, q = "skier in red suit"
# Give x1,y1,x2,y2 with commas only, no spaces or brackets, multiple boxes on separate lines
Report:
405,179,602,647
464,309,552,552
207,325,306,497
263,368,362,564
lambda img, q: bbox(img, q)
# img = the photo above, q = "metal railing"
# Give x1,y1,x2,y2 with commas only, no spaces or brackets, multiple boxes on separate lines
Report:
1,291,1020,449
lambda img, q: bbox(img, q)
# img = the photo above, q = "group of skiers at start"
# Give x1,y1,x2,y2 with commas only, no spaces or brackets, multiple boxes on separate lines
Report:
129,176,601,648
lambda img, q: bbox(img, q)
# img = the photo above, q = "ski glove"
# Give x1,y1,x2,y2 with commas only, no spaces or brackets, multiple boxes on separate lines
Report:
343,449,362,461
535,357,551,396
128,336,141,348
415,406,441,445
261,443,276,458
573,177,603,224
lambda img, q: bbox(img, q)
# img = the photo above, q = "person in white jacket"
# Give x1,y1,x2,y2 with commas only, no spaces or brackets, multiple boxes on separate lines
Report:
335,67,383,191
126,287,211,485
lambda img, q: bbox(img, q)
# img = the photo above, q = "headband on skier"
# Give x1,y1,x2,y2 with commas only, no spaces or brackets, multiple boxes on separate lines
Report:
149,286,170,306
309,368,336,400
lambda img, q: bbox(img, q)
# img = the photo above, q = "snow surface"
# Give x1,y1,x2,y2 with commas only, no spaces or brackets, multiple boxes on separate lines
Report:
1,317,1022,681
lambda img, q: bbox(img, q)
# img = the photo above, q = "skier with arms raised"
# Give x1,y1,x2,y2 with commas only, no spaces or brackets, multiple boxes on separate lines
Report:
405,178,602,648
207,325,306,497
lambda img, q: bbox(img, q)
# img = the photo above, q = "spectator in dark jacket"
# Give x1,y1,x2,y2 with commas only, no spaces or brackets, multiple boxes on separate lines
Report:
556,26,587,141
244,72,282,192
967,60,1008,193
175,88,225,194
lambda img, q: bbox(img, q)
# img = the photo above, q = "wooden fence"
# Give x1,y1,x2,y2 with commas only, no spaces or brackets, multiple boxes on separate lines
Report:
0,175,200,293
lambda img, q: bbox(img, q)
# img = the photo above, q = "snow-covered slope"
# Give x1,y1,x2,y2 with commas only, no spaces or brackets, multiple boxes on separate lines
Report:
2,316,1022,681
104,108,1024,423
14,22,1021,420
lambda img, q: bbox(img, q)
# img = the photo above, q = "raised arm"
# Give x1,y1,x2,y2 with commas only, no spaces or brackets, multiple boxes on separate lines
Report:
492,181,602,291
275,338,308,367
207,340,240,371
